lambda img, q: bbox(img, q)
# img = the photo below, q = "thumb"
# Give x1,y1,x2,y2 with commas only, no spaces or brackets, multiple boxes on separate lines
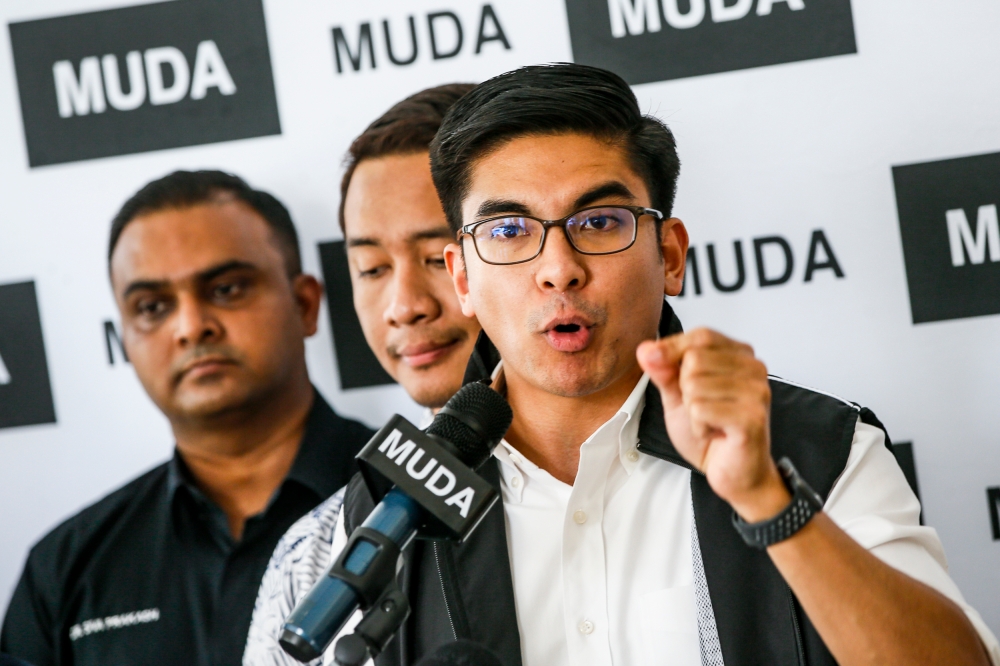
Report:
637,338,683,410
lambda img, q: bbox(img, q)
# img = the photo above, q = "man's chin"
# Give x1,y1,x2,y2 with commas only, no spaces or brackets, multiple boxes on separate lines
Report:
393,366,461,410
170,387,254,422
529,351,623,399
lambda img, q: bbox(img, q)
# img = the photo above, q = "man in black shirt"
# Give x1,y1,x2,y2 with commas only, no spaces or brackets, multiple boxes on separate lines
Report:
0,171,373,666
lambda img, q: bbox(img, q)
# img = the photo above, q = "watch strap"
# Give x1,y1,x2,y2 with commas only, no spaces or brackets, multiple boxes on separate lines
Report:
731,457,823,549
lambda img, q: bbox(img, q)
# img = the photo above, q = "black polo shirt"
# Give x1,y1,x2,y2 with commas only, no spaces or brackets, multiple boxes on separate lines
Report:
0,390,373,666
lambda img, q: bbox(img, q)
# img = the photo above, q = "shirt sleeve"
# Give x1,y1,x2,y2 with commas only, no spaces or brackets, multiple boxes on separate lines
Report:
243,487,347,666
1,553,56,666
824,419,1000,665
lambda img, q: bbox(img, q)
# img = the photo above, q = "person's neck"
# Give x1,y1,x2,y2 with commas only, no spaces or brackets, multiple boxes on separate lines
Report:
172,375,315,541
503,364,644,486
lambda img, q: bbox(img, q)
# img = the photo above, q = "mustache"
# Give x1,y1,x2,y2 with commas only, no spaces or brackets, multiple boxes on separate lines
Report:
170,345,244,383
526,296,608,332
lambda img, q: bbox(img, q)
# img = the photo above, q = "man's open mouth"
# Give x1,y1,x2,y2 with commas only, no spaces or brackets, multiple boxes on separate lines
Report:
543,317,593,353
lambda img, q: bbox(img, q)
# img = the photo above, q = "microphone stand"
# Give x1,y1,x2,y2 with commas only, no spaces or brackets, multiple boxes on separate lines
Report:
333,586,410,666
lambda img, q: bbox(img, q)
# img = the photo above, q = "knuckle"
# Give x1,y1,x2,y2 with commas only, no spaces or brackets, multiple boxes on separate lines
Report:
691,328,714,346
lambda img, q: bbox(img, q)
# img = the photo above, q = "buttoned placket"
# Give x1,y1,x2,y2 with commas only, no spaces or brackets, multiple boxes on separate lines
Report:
560,409,626,666
495,375,650,666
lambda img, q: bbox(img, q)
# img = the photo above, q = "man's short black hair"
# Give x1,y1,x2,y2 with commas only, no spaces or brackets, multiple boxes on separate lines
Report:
108,170,302,276
339,83,475,233
429,63,680,233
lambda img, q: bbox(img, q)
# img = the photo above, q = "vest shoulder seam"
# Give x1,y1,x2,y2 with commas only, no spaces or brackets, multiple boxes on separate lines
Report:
768,375,859,410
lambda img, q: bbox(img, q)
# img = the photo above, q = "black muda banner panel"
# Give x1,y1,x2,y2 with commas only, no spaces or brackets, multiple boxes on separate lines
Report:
0,281,56,430
318,241,396,390
893,151,1000,324
8,0,281,167
564,0,856,85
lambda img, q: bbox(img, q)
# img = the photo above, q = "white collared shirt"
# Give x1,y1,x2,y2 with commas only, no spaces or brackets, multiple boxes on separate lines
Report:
493,374,1000,666
245,385,1000,666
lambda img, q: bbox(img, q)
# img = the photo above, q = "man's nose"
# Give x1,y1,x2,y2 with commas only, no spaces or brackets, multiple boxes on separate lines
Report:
534,227,588,292
173,293,222,347
384,263,442,326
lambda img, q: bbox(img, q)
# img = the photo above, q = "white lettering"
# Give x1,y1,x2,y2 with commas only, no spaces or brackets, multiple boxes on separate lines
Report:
710,0,753,22
662,0,705,29
607,0,661,37
378,428,402,452
189,40,236,100
946,205,1000,266
0,350,9,385
425,465,457,497
444,487,475,518
756,0,805,16
405,449,437,480
68,608,159,641
380,430,417,465
144,47,190,106
53,57,106,118
102,52,146,111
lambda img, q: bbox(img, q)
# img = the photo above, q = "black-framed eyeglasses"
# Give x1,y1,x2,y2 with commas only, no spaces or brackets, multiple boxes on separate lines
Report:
458,205,663,266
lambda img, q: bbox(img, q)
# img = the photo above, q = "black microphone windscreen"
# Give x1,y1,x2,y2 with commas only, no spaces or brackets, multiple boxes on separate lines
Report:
426,382,512,469
413,640,503,666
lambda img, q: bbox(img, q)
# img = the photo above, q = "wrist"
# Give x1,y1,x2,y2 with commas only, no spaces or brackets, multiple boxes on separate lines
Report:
729,465,792,523
731,457,825,550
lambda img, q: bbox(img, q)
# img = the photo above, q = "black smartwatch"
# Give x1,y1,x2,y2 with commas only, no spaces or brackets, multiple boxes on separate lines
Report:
732,457,824,550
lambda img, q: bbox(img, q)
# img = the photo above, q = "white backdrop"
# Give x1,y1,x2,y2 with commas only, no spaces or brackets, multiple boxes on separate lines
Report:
1,0,998,636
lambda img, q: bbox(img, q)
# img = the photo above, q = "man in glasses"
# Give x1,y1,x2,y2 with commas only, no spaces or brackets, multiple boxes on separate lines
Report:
336,64,1000,665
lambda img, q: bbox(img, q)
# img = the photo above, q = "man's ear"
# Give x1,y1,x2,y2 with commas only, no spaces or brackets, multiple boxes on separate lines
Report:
661,218,689,297
444,242,476,318
292,274,324,337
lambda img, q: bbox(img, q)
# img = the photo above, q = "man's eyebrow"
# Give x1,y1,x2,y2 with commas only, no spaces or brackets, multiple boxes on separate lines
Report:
196,260,259,284
346,237,380,249
573,181,638,210
476,199,532,219
473,183,638,221
122,279,168,299
409,226,454,242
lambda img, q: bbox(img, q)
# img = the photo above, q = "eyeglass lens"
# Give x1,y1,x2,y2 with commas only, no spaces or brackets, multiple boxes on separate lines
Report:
473,207,637,264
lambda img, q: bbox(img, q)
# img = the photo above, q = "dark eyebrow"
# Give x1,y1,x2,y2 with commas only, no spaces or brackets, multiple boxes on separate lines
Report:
347,226,453,249
476,199,533,219
121,260,259,299
474,182,638,221
572,181,638,210
409,226,454,242
196,260,259,283
122,279,168,299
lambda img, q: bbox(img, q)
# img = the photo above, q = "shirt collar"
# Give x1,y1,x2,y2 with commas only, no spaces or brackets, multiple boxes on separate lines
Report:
494,372,652,501
281,389,356,500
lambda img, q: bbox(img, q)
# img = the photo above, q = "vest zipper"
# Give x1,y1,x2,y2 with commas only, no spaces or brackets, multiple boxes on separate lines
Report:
788,588,806,665
433,542,458,640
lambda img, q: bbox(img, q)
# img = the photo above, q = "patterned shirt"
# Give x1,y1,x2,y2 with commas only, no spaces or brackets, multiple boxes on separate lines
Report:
243,487,346,666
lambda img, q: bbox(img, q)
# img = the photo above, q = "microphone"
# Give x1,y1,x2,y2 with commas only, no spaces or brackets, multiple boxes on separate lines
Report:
280,382,512,662
413,640,503,666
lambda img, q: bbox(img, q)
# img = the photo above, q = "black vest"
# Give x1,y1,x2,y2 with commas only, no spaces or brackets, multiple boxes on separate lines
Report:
343,303,891,666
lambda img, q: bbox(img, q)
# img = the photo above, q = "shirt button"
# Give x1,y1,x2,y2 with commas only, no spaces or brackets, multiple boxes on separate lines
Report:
578,619,595,635
626,449,639,462
511,476,521,488
573,510,587,524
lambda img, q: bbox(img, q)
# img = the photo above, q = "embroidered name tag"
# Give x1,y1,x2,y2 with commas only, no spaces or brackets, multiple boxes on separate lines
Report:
68,608,160,641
